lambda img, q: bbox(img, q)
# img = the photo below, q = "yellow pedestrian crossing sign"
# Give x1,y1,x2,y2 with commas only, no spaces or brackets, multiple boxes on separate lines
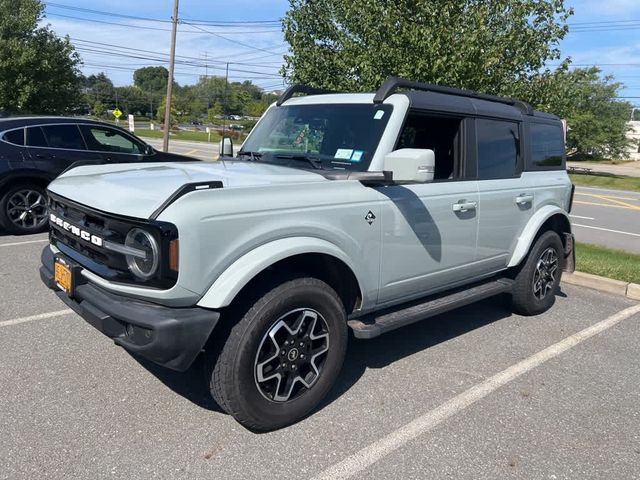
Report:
112,108,122,119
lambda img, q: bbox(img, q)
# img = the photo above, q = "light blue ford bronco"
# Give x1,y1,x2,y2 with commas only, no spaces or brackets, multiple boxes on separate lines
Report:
40,78,574,430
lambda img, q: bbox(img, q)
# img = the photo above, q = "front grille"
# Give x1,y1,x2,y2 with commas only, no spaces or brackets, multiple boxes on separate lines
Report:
48,193,178,288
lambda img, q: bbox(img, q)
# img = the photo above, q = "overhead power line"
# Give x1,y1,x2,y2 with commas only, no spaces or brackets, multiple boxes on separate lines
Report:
44,2,281,26
45,11,281,34
70,37,281,69
82,62,280,81
180,20,285,57
76,48,283,78
568,19,640,26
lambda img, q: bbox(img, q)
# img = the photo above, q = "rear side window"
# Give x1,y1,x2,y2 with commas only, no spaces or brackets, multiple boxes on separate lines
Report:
26,127,48,147
40,125,86,150
530,123,564,169
3,128,25,145
476,119,519,179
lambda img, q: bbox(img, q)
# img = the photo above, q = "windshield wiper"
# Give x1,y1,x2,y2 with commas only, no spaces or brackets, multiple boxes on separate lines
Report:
236,151,263,161
273,154,323,170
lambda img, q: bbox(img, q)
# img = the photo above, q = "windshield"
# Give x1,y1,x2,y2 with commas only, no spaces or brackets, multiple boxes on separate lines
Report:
240,103,393,171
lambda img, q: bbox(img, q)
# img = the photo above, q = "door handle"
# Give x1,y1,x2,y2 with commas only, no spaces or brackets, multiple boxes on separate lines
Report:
452,200,477,213
35,153,55,159
515,193,534,205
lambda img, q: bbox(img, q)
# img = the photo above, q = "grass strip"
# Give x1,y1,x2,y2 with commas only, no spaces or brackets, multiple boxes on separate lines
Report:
575,242,640,284
569,173,640,192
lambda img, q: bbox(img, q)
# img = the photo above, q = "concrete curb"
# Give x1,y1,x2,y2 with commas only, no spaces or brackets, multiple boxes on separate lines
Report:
562,271,640,301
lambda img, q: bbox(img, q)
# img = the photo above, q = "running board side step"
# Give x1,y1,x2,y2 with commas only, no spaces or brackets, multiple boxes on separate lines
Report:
348,278,513,339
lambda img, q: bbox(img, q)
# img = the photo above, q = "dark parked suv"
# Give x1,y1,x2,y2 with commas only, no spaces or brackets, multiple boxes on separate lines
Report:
0,117,199,234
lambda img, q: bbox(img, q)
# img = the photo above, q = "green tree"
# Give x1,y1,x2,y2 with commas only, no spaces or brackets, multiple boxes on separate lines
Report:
513,67,635,159
282,0,572,93
156,95,178,126
207,103,223,123
114,85,150,116
0,0,82,113
92,100,105,117
84,72,115,107
133,66,169,93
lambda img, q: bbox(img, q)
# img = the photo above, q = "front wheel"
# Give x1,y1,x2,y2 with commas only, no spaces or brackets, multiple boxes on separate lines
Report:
206,277,348,431
511,230,564,316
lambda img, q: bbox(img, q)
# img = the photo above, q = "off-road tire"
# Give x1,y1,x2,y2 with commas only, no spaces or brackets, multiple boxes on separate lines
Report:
511,230,564,316
205,277,348,431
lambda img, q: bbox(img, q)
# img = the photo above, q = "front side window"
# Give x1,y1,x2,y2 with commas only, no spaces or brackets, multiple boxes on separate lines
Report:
240,104,393,171
40,125,86,150
530,123,564,168
81,126,143,154
396,113,463,180
476,119,519,179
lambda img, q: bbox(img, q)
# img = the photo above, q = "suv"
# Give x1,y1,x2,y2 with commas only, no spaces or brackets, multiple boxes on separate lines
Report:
0,117,199,234
40,78,574,431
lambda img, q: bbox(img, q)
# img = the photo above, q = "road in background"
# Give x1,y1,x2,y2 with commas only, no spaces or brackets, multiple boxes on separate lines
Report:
144,138,221,161
571,185,640,254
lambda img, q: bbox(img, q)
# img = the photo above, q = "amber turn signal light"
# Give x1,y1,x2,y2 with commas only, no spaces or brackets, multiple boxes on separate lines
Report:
169,239,179,272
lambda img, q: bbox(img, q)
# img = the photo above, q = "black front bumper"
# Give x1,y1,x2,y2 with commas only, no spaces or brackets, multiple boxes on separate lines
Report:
40,246,219,371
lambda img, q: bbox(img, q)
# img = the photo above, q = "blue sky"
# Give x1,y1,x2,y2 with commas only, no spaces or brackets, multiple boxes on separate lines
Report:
43,0,640,105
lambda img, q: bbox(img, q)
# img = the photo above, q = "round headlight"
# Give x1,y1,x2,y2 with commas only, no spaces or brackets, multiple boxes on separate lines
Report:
125,228,159,280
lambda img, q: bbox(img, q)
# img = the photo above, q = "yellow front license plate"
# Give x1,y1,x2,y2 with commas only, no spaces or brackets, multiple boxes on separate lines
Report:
54,259,73,295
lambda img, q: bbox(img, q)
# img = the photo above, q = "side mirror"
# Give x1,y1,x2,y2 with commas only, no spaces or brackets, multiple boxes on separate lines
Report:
383,149,435,183
219,137,233,157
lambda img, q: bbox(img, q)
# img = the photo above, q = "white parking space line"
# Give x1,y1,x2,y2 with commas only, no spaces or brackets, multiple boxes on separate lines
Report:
0,309,73,328
0,239,48,248
312,304,640,480
569,215,595,220
572,223,640,238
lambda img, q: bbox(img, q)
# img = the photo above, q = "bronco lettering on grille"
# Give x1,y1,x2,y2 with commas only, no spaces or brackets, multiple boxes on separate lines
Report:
49,213,104,247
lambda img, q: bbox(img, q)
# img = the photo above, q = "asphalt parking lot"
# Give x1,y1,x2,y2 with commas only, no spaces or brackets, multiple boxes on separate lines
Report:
1,232,639,480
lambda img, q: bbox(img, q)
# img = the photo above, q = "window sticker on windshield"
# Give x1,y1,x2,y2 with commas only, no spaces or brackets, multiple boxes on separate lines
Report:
374,110,385,120
335,148,353,160
350,150,364,162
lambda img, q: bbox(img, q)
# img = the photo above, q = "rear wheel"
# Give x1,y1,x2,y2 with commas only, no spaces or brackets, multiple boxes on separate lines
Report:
511,230,563,316
0,183,49,234
205,277,348,431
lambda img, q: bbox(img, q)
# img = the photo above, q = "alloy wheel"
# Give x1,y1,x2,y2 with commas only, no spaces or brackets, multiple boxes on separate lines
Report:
6,189,48,230
533,247,559,300
254,308,330,402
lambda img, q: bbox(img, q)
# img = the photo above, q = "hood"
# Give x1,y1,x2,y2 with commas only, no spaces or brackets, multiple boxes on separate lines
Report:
48,161,327,219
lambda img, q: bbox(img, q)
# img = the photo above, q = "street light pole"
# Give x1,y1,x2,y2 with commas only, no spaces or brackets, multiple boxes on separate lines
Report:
162,0,179,153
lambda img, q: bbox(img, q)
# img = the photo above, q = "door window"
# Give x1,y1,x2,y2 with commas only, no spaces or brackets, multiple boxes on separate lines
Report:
25,127,49,147
80,126,143,154
396,113,463,180
476,119,519,179
40,125,86,150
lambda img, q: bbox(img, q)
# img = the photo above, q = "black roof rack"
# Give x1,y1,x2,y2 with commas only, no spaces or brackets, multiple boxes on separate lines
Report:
373,77,534,115
276,85,335,106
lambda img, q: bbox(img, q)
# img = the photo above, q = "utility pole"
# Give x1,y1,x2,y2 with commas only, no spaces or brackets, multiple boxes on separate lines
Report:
221,62,229,140
163,0,179,153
